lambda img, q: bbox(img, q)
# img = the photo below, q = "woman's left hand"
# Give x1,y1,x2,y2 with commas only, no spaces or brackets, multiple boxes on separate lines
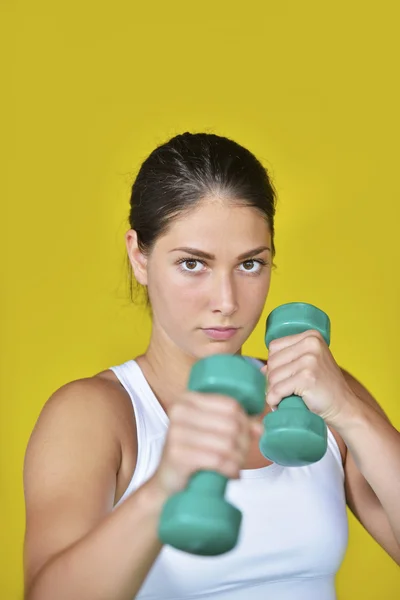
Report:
262,329,359,427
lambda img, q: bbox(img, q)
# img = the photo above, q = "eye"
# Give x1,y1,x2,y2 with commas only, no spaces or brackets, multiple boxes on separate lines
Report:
238,259,267,274
177,259,206,273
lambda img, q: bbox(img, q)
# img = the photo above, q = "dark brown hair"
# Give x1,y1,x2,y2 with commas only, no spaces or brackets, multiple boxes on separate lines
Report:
128,132,277,302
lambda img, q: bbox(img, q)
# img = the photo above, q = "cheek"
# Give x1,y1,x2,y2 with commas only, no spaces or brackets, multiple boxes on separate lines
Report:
240,273,271,311
152,271,206,315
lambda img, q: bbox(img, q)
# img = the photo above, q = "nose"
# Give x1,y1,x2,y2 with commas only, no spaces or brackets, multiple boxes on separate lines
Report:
209,271,238,317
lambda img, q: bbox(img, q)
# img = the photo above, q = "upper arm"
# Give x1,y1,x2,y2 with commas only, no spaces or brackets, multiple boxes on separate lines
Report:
340,369,400,564
23,378,128,590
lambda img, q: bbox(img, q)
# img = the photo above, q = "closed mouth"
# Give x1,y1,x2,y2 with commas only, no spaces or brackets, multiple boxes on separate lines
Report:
202,327,238,331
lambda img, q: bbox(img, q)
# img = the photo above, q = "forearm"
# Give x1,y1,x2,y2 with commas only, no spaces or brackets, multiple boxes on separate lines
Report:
26,477,166,600
335,397,400,543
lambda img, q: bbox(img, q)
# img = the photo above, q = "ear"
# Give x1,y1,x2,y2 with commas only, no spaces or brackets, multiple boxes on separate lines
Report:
125,229,148,286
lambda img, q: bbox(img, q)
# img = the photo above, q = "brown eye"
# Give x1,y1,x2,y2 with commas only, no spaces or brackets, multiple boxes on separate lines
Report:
243,260,255,270
238,259,266,274
177,259,205,273
185,260,198,270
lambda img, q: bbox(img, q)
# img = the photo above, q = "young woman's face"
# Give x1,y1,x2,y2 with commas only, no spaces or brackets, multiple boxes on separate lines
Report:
130,199,272,360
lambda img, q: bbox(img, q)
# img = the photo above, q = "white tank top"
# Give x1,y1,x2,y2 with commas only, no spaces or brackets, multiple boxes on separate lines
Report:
110,358,348,600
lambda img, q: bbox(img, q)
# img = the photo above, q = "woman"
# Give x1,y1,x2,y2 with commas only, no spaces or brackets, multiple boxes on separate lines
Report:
23,133,400,600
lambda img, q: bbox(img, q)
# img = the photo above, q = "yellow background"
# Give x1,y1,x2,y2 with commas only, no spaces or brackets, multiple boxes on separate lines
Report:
1,1,400,598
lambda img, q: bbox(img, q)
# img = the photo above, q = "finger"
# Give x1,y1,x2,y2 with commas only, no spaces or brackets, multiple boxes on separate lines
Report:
178,427,249,477
172,427,241,459
185,391,247,418
170,403,247,441
268,329,323,356
266,372,309,410
267,339,305,374
172,403,252,463
267,333,323,371
268,353,317,390
250,419,264,439
172,445,242,480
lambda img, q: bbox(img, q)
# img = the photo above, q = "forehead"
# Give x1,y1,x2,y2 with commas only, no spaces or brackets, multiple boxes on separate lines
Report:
160,199,271,248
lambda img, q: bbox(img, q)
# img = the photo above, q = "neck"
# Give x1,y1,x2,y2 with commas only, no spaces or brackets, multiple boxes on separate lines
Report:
135,324,242,414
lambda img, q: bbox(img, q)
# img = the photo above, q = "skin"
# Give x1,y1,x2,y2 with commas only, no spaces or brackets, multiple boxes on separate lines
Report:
23,197,400,600
126,196,400,558
129,198,273,417
128,196,400,560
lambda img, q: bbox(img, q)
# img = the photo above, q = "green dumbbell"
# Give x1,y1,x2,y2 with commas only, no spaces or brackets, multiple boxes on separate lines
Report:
158,354,266,556
259,302,330,467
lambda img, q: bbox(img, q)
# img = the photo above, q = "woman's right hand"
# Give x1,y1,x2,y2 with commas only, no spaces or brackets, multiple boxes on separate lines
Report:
150,391,264,498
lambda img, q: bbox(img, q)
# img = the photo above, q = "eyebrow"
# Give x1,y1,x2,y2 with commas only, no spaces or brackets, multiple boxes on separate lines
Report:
169,246,271,260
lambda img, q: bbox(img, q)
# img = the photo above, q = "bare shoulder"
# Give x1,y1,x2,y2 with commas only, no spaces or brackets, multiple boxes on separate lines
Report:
28,369,135,451
23,369,137,588
93,367,136,423
28,368,138,493
25,370,137,501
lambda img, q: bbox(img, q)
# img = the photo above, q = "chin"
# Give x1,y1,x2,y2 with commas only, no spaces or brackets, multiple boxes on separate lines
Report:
193,340,243,360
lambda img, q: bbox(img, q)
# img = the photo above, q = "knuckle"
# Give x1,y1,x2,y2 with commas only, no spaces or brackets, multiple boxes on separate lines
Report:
208,451,226,472
169,402,185,420
184,391,203,407
221,458,240,479
304,352,318,367
189,448,242,480
268,339,279,353
271,381,281,395
303,368,317,383
310,329,323,340
233,449,245,469
167,442,184,466
167,421,189,446
227,414,242,435
223,395,241,413
267,370,277,386
221,438,238,460
305,333,322,352
265,358,274,374
211,437,234,462
221,396,244,419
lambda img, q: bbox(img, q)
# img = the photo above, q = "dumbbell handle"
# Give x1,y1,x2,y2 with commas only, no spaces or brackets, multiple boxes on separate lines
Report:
277,396,306,410
158,355,266,555
188,471,227,495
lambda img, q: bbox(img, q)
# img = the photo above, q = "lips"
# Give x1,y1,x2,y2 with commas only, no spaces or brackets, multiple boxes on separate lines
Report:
201,327,239,341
